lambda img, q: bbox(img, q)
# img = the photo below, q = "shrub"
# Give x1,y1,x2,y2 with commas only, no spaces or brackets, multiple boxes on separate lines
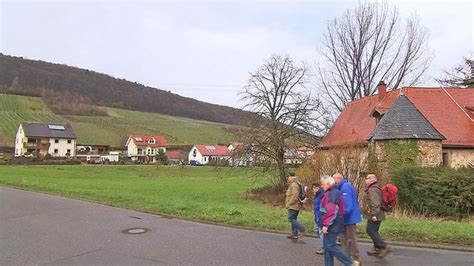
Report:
392,166,474,219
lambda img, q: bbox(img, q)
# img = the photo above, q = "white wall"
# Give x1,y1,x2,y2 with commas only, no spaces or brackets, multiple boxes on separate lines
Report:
14,125,25,157
48,138,76,157
188,146,204,164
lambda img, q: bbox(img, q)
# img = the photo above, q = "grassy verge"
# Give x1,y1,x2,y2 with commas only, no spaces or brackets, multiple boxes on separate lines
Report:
0,165,472,246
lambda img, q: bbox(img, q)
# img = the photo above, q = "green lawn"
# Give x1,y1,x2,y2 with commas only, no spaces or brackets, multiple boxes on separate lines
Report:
0,165,472,246
0,94,236,146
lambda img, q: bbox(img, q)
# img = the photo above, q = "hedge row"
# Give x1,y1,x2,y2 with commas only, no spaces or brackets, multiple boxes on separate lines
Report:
392,166,473,219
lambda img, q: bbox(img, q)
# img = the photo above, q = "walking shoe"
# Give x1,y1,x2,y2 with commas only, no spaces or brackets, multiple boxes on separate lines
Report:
287,235,298,239
298,231,305,239
366,247,379,256
376,247,391,258
315,248,325,255
352,260,361,266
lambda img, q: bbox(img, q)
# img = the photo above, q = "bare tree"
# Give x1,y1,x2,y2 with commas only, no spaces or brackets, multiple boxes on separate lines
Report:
318,2,432,112
436,57,474,88
240,54,320,186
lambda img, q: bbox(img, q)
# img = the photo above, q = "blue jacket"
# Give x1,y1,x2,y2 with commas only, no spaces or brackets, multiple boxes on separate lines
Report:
337,179,362,225
313,187,324,224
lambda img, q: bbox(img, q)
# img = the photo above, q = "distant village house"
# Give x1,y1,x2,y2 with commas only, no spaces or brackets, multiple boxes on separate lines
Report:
188,144,230,165
228,142,254,167
15,123,77,158
126,134,168,163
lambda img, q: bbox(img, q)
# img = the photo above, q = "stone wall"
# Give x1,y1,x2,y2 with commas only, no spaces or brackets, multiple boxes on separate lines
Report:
417,140,442,167
370,141,391,180
371,139,443,179
443,148,474,169
310,145,369,193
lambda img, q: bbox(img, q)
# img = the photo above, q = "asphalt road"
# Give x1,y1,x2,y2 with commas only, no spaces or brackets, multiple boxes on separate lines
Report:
1,186,472,266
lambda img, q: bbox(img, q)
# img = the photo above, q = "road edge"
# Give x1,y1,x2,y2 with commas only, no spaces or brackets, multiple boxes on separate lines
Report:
1,185,473,253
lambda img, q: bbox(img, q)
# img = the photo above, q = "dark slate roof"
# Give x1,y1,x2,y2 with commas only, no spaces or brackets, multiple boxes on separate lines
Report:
368,95,445,141
21,123,77,139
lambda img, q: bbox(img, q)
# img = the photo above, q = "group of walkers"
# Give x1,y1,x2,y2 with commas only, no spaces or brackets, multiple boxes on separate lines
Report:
285,172,390,266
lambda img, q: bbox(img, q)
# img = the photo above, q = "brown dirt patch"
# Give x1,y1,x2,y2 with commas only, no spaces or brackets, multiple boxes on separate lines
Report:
245,185,314,211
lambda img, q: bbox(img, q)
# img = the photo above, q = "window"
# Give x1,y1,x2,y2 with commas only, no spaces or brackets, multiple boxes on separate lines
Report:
204,157,208,162
151,149,155,155
192,149,197,157
67,139,72,144
137,148,142,155
66,149,71,155
54,139,59,143
148,138,156,144
54,149,58,154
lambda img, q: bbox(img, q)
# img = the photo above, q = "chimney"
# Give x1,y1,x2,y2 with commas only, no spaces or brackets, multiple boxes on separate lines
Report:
377,81,387,101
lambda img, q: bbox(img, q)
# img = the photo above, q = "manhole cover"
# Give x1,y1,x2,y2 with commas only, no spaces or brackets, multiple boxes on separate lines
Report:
123,228,148,235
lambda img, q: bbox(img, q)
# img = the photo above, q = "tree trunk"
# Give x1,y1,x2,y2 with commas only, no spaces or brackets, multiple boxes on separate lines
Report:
276,148,286,188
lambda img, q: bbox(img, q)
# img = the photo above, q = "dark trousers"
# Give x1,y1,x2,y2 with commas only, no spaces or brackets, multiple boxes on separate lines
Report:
323,232,353,266
366,220,386,249
340,224,360,259
288,209,305,236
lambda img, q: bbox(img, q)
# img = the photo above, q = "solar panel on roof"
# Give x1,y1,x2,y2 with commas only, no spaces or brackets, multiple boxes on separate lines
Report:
48,125,65,130
205,145,216,152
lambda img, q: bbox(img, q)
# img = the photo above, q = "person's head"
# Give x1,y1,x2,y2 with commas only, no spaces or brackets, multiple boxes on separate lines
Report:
365,174,377,186
310,182,320,193
332,172,344,185
320,175,335,191
287,172,297,183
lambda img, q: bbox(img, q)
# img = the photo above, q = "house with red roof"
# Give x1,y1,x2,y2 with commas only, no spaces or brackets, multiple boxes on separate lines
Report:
188,144,230,165
125,134,168,163
166,150,185,165
319,82,474,173
227,142,255,166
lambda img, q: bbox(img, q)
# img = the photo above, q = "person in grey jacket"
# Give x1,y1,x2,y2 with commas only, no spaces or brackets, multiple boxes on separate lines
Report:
363,174,389,258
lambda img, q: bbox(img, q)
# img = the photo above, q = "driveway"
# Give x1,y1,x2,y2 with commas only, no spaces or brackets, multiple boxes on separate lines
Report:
1,186,472,265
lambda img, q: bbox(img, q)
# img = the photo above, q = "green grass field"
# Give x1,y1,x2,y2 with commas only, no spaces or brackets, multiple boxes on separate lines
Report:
0,94,236,146
0,165,472,246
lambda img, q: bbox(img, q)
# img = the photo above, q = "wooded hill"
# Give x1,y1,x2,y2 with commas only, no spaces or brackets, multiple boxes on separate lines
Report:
0,54,251,126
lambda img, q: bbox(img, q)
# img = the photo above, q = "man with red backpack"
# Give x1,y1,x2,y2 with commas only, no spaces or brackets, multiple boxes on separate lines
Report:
363,174,390,258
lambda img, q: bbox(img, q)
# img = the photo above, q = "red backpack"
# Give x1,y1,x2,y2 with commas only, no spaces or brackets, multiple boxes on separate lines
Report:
379,183,398,212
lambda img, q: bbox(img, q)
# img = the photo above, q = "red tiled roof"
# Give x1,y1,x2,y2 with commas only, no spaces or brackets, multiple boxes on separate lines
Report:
166,150,184,159
319,87,474,148
195,144,230,156
129,134,168,148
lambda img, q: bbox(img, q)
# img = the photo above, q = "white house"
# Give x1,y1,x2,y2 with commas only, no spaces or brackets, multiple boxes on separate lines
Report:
188,144,230,165
228,142,254,167
100,151,120,163
125,134,168,163
15,123,77,158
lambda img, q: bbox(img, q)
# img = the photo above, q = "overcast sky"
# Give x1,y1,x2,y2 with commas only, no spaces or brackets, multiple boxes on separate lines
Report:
1,0,472,108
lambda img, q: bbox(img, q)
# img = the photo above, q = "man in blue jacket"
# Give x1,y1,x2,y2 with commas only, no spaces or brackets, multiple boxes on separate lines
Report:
333,173,362,265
